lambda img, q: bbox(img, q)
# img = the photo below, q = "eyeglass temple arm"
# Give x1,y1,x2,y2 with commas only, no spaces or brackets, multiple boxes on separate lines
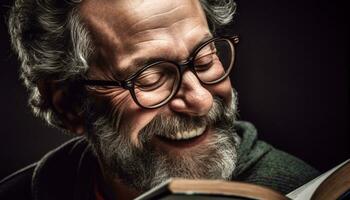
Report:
230,35,239,44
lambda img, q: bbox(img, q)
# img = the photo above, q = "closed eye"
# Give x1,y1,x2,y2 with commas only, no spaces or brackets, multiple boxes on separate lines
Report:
135,72,166,91
194,52,216,71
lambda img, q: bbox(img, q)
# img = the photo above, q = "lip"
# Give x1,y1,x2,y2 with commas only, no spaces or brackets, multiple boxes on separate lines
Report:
151,127,210,151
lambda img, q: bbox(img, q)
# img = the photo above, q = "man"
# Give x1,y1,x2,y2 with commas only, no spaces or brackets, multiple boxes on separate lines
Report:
0,0,319,199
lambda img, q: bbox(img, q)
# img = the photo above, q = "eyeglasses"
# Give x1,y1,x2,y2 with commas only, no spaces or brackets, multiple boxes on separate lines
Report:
79,35,239,109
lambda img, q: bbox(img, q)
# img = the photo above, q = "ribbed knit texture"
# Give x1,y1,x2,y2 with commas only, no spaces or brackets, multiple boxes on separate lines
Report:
232,121,320,194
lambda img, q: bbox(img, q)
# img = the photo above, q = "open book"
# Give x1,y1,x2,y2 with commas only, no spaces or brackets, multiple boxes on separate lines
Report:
135,159,350,200
287,159,350,200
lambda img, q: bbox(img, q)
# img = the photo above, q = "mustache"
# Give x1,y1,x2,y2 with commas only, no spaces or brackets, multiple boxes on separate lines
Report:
138,96,233,143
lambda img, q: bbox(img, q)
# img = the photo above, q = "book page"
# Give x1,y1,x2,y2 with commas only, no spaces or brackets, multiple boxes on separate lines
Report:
286,159,349,200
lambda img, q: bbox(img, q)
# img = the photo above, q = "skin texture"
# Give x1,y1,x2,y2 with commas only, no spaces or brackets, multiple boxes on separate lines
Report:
60,0,234,199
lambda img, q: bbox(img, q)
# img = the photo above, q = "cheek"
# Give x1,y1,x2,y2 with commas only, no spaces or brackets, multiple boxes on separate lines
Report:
90,88,131,115
119,103,160,145
93,89,161,145
204,78,233,106
91,88,160,144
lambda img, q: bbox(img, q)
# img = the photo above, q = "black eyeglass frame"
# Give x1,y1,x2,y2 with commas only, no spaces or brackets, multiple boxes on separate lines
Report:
79,35,239,109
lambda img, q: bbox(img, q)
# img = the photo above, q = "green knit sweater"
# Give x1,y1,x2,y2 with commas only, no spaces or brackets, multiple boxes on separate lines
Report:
232,121,320,194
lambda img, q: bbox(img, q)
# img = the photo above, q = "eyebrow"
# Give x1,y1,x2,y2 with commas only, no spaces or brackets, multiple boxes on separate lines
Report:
132,32,213,69
190,32,213,55
116,33,214,80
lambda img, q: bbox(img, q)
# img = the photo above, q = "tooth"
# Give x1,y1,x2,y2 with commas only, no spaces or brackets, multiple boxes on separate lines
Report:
197,128,202,135
196,128,200,136
181,131,186,139
190,129,197,137
188,130,193,138
187,130,193,138
194,131,199,136
183,131,190,139
176,132,182,140
159,126,206,141
184,131,188,139
188,131,193,138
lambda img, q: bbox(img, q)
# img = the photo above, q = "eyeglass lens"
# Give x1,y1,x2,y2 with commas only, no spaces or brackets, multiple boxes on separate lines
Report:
194,39,234,84
133,39,234,108
134,62,180,108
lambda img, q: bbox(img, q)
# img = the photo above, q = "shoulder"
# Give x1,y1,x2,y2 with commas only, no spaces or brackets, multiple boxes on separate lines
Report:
0,163,36,200
0,136,90,200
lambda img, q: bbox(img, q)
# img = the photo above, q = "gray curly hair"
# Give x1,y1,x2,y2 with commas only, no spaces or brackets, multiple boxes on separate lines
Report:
8,0,237,130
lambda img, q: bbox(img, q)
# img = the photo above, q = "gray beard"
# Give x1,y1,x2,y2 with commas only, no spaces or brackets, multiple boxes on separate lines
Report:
86,92,240,192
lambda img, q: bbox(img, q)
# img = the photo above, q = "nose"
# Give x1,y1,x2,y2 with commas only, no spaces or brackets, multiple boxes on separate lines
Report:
168,70,213,116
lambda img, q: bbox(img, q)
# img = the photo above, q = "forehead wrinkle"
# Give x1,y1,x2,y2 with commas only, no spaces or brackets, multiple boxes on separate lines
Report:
129,33,211,70
130,20,209,60
130,4,189,31
86,18,122,53
79,0,140,55
129,17,195,39
129,15,203,45
133,30,212,60
127,30,212,72
117,40,174,76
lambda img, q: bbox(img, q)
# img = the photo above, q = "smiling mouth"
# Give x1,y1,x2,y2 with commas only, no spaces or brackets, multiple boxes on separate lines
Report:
158,126,206,140
154,125,209,149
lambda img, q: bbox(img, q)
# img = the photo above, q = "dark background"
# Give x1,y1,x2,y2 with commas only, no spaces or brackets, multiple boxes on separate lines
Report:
0,0,348,180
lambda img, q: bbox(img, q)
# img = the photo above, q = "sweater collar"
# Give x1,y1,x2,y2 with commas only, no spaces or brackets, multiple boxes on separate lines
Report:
32,137,97,200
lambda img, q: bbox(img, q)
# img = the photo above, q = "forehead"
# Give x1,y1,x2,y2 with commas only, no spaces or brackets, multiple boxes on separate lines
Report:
78,0,210,77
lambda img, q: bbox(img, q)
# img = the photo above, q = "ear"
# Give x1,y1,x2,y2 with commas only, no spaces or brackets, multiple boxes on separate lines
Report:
37,80,85,135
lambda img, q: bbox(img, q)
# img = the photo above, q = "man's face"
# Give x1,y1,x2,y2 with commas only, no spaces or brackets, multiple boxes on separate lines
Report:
79,0,238,191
